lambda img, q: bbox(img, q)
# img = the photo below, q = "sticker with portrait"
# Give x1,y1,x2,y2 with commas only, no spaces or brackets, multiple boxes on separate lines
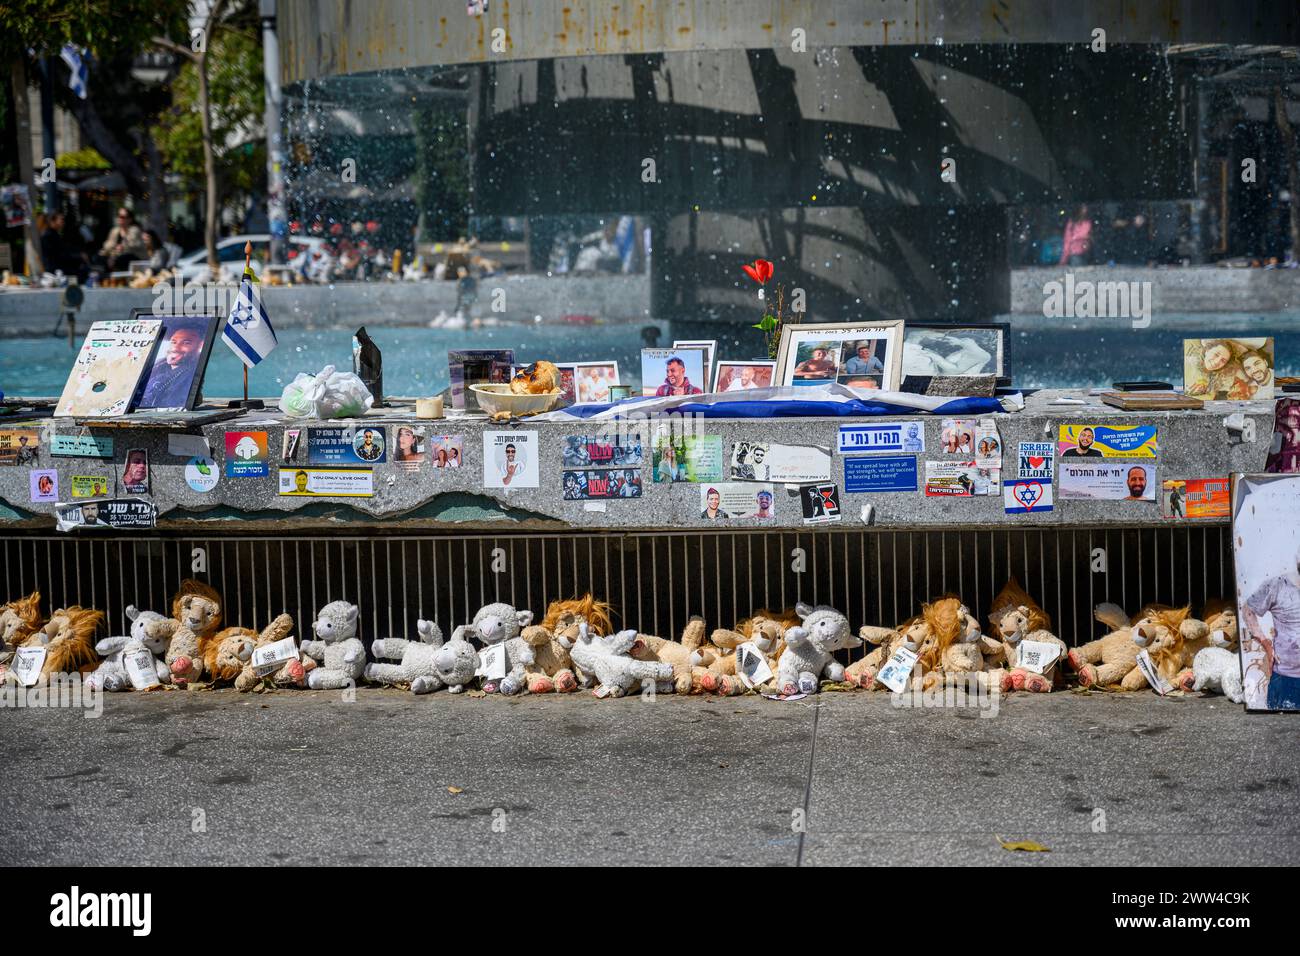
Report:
1183,337,1274,401
429,435,465,469
925,461,1000,497
483,431,538,489
0,429,40,466
641,347,707,397
562,434,644,469
392,425,427,473
1161,477,1229,519
698,483,778,521
71,475,111,498
713,361,775,393
774,321,904,391
1058,462,1156,501
307,426,387,465
1266,397,1300,474
652,433,723,483
1058,423,1157,458
562,469,643,500
729,441,832,483
121,448,150,495
29,469,58,503
278,467,374,497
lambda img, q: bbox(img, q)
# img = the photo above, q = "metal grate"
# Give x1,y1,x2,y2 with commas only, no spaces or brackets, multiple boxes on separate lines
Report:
0,527,1233,649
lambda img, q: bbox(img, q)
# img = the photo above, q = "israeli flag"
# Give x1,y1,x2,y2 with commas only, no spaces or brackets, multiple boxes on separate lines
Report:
60,45,89,100
222,271,278,367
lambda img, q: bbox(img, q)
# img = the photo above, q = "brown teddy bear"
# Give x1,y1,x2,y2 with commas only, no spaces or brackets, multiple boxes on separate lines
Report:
167,579,223,686
714,609,797,695
987,578,1067,693
234,614,310,691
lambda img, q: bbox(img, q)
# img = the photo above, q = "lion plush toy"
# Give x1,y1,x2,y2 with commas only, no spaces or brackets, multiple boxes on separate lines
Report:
28,606,103,683
845,613,943,691
987,578,1067,693
232,614,306,692
1071,602,1194,690
1,591,46,663
167,579,223,686
518,595,614,693
713,609,797,696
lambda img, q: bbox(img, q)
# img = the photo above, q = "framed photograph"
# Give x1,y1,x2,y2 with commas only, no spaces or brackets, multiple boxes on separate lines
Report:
774,322,905,392
901,322,1009,385
121,448,150,495
713,360,775,393
1183,337,1274,401
608,384,633,402
448,349,515,411
572,362,621,404
128,311,221,412
673,339,717,390
641,347,708,397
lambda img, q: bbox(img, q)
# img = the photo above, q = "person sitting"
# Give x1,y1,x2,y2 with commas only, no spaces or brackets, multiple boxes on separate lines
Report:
97,207,148,273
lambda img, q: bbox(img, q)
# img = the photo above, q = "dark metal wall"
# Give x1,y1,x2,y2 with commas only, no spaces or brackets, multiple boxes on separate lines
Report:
1,527,1233,651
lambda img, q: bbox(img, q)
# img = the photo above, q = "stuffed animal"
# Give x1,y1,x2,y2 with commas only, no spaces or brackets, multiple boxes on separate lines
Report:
988,578,1068,693
419,625,480,694
520,596,613,693
1,591,46,663
1174,599,1235,692
1129,606,1202,692
300,601,367,690
1071,602,1189,690
937,603,1004,688
715,609,796,696
166,579,223,685
844,624,910,690
568,624,673,697
24,606,103,683
457,602,534,695
628,617,710,694
84,606,177,692
1187,601,1243,701
366,619,449,692
233,614,306,692
777,603,862,695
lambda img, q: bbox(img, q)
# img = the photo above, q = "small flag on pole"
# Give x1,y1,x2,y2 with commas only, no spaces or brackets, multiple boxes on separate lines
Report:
60,45,89,100
222,268,278,368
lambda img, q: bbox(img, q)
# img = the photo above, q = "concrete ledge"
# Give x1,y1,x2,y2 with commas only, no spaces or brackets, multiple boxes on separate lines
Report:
0,389,1274,532
1011,266,1300,315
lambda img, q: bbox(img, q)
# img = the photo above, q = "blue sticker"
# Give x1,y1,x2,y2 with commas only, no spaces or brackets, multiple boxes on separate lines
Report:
308,426,387,465
838,422,925,455
51,435,114,458
844,455,917,493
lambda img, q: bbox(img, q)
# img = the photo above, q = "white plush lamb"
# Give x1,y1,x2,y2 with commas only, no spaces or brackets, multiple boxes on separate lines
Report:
300,600,366,690
1192,629,1245,703
778,602,863,695
421,626,480,694
568,624,674,698
366,619,449,694
459,602,535,695
85,606,177,692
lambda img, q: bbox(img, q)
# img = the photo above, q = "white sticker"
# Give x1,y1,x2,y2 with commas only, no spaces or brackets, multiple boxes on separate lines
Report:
168,433,210,458
476,643,508,680
583,501,608,513
736,641,773,688
12,646,48,687
1016,639,1061,675
124,648,161,689
1136,648,1172,695
876,646,919,693
252,636,299,677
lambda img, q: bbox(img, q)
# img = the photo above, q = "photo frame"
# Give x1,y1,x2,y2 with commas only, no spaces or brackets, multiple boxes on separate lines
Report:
774,321,905,392
713,360,775,393
901,322,1010,386
641,347,709,397
128,309,221,412
673,339,717,390
572,362,621,404
448,349,515,411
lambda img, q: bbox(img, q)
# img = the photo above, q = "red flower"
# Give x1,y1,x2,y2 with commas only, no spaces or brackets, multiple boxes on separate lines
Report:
741,259,774,285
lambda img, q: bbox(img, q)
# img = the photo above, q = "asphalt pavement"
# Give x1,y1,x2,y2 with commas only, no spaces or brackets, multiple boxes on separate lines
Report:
1,685,1296,866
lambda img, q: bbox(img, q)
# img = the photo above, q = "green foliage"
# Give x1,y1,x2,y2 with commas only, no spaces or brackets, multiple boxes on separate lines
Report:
153,27,266,194
0,0,187,62
56,146,110,170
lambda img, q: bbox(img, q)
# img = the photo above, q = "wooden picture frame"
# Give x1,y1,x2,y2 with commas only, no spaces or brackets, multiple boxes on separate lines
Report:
774,321,905,392
901,321,1011,386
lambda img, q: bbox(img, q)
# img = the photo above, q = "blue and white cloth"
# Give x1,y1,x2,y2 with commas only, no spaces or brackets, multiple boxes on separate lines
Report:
221,271,278,367
60,45,89,100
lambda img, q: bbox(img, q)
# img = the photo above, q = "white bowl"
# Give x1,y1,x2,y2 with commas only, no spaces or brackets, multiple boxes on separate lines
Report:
469,383,560,417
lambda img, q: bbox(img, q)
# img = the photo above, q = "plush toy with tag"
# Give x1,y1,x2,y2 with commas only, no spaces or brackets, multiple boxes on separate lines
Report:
714,610,796,696
936,602,1005,688
23,606,103,684
421,625,480,694
777,603,862,696
845,624,908,689
1,591,46,664
366,618,452,692
1071,602,1187,690
84,606,177,692
627,617,712,694
518,596,613,693
988,578,1067,693
1185,600,1243,701
300,601,367,690
568,623,674,697
1128,605,1206,693
457,602,534,695
233,613,306,692
166,579,223,686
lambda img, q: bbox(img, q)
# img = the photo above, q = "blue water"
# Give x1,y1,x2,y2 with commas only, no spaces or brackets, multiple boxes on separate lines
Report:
2,312,1297,397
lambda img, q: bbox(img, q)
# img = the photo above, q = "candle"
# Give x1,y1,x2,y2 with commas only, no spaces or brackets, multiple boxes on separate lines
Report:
416,396,444,419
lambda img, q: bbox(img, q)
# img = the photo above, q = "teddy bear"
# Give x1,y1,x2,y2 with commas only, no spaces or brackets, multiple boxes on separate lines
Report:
366,618,450,692
776,603,862,695
713,609,797,695
20,606,103,684
300,600,367,690
84,606,177,691
568,623,674,697
1186,601,1243,702
518,595,613,693
1,591,46,664
166,579,223,686
233,613,307,692
987,578,1068,694
456,602,535,695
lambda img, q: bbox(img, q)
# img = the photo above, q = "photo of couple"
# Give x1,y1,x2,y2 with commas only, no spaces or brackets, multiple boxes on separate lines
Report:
1183,337,1275,401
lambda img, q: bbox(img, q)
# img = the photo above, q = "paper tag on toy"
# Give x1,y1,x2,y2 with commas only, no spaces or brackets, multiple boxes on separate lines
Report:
476,643,507,680
593,684,612,699
736,642,773,689
1212,629,1227,645
1136,648,1172,695
876,646,919,693
1017,640,1060,675
124,648,161,689
12,646,47,687
252,637,299,677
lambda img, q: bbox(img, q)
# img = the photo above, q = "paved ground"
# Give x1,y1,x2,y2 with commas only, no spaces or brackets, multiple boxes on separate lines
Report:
0,685,1296,866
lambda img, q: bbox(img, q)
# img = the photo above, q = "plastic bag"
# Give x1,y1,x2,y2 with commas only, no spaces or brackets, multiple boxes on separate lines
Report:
279,364,374,419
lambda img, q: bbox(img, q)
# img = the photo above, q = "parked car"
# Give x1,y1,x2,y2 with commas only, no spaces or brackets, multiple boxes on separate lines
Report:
172,235,326,282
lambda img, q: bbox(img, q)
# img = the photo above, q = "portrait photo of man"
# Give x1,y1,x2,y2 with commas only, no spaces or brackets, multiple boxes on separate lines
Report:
138,319,212,410
1062,426,1105,458
354,428,384,462
1125,465,1150,500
